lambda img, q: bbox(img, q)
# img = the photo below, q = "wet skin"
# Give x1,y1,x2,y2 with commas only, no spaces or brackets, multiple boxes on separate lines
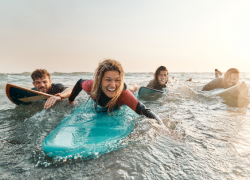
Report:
68,70,122,106
158,70,168,85
226,73,239,88
101,71,121,98
32,76,52,93
32,76,61,109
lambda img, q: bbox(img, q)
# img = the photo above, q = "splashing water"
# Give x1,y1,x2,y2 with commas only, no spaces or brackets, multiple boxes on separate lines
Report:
0,72,250,179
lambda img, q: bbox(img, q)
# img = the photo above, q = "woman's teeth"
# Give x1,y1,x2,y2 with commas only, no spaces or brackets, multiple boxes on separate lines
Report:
108,89,115,91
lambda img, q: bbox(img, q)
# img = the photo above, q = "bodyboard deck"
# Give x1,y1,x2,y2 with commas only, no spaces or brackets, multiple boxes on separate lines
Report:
6,83,53,105
138,87,163,98
42,102,137,159
211,81,249,98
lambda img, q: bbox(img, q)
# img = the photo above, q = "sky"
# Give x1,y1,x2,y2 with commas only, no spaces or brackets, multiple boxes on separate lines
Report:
0,0,250,73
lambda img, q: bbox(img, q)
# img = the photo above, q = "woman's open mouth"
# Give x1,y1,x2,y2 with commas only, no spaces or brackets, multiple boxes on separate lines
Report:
107,88,116,92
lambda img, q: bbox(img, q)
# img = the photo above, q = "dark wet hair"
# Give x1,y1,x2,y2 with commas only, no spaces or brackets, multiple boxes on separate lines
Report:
31,69,51,81
154,66,168,82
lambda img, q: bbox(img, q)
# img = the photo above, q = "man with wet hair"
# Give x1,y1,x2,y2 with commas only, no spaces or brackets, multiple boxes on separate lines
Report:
202,68,240,91
31,69,72,109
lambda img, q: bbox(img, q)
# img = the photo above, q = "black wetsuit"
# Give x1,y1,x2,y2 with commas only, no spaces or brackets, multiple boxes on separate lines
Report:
202,77,223,91
146,80,167,91
32,83,67,95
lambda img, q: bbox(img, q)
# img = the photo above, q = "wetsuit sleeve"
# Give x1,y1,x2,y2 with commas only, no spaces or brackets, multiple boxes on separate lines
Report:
68,79,84,102
117,90,163,125
202,77,223,91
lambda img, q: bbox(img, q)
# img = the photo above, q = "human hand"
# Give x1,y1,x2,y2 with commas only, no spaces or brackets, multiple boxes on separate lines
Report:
128,84,139,92
44,96,61,109
68,100,74,107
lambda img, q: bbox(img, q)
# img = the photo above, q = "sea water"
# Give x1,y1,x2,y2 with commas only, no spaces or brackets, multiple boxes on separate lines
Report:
0,72,250,179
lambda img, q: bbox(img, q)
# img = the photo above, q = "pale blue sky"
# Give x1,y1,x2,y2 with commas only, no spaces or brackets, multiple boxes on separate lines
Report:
1,0,250,73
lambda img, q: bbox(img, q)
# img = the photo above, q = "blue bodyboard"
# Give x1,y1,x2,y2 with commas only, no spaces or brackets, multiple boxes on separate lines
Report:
138,87,163,98
6,83,52,105
42,101,137,159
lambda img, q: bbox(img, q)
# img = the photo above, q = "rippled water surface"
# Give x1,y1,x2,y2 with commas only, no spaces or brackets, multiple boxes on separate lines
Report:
1,72,250,179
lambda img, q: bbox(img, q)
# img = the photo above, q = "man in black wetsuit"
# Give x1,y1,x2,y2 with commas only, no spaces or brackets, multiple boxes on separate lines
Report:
31,69,72,109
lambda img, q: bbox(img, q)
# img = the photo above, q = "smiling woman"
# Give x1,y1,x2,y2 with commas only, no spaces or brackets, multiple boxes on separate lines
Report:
146,66,168,90
101,71,121,98
68,59,163,125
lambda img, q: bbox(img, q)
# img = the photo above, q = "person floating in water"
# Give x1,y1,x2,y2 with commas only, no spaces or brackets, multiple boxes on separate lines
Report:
68,59,163,125
202,68,239,91
186,78,192,82
215,69,223,78
31,69,73,109
172,77,177,81
146,66,168,91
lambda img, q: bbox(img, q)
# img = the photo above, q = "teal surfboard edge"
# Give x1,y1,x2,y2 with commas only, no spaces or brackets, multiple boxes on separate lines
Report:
138,87,164,99
42,100,138,160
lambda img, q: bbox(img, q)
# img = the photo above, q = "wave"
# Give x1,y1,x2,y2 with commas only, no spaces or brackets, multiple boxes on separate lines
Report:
0,72,31,76
0,83,6,89
0,73,8,76
20,72,31,75
125,72,153,76
51,72,93,76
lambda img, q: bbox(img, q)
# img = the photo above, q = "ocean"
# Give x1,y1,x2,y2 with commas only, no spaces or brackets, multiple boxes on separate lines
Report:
1,72,250,179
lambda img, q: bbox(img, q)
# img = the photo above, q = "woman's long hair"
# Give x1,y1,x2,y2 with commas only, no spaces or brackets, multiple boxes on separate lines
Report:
153,66,168,83
90,59,124,114
222,68,240,88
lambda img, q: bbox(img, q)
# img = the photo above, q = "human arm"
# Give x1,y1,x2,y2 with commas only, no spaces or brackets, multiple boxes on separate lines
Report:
44,87,73,109
128,84,139,93
202,77,223,91
68,79,85,105
135,101,163,125
118,90,163,125
68,79,93,106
